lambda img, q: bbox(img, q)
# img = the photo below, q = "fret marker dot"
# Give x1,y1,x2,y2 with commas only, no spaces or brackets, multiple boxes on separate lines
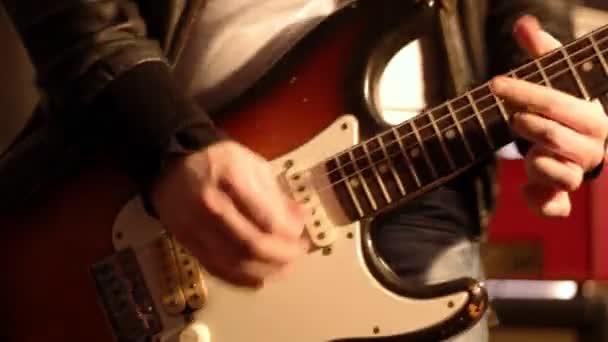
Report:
350,178,360,187
378,163,389,173
445,129,456,140
410,148,420,158
583,61,594,72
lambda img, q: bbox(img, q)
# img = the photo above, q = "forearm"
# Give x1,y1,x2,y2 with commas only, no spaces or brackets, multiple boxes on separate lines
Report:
2,0,225,197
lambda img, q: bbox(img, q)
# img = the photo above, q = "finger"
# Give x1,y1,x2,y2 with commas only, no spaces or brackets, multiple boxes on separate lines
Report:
201,187,307,264
523,183,571,218
169,208,264,288
187,209,292,288
513,15,561,57
196,228,294,288
256,165,310,226
525,146,584,192
491,77,604,137
203,253,286,288
194,237,263,288
511,111,602,170
223,169,305,241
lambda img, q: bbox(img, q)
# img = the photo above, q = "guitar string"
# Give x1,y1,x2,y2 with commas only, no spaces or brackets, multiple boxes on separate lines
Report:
305,38,608,187
302,33,608,200
308,24,608,178
301,29,608,185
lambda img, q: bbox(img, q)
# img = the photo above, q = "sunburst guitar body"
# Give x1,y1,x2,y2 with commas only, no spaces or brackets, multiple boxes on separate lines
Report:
3,1,608,341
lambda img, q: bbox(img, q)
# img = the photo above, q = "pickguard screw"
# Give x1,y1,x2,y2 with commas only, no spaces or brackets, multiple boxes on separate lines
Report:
341,123,348,130
373,326,380,334
322,246,332,256
448,301,454,308
284,159,294,169
346,232,354,239
115,231,124,240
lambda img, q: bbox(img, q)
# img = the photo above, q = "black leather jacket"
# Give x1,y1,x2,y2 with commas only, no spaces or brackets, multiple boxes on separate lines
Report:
0,0,574,215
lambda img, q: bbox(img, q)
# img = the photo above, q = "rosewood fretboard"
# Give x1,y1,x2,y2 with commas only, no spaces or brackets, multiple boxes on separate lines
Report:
323,23,608,221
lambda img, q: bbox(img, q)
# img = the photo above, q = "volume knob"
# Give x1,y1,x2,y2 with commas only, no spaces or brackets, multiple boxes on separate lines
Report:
179,322,211,342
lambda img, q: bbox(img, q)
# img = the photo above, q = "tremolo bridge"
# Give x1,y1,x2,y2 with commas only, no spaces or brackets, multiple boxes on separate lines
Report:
92,233,208,342
91,249,162,342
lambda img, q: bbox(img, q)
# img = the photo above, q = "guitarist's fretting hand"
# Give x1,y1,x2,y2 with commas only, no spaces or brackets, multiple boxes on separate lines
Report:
492,15,608,218
151,141,309,288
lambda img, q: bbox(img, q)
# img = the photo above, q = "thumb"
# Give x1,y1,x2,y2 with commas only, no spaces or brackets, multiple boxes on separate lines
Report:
513,15,562,57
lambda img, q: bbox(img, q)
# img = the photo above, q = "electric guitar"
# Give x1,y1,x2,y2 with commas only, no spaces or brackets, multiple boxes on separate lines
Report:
1,2,608,342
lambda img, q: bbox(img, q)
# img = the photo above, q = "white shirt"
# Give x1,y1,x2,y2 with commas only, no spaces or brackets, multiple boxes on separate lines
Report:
174,0,521,158
174,0,441,127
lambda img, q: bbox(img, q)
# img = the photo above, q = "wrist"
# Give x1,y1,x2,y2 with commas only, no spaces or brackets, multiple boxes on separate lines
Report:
142,138,230,218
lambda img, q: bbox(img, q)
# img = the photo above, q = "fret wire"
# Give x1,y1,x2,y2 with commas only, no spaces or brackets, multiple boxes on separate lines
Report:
446,101,475,160
560,46,591,99
361,143,392,204
590,34,608,77
377,136,406,196
535,59,553,87
409,121,439,180
466,92,495,149
333,156,364,218
313,32,608,191
347,151,378,211
391,127,422,187
318,38,608,196
427,111,456,170
492,93,510,123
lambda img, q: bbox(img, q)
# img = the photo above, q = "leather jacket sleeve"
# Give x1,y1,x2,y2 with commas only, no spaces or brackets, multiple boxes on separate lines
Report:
1,1,225,202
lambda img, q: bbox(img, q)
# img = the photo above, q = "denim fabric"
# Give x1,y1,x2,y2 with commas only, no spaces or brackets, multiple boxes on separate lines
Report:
371,186,487,342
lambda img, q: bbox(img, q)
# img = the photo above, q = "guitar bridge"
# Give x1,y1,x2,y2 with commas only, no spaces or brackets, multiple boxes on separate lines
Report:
91,248,163,342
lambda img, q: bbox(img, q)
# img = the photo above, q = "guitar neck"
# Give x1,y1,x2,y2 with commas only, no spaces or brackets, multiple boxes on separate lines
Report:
322,23,608,222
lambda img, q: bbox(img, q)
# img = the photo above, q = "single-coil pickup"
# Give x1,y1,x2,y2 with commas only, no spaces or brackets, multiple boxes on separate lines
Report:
287,170,337,247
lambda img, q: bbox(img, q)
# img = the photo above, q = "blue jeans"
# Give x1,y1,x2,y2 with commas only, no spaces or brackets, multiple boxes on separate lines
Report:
371,188,488,342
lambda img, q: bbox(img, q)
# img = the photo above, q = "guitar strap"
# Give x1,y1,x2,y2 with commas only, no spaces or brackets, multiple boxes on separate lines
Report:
437,6,503,329
437,0,473,96
436,0,498,232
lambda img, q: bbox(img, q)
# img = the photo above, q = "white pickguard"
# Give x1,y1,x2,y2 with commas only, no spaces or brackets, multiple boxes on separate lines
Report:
112,116,470,342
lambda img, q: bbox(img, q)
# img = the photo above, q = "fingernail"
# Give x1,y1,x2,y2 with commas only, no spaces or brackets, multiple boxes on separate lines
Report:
527,15,541,31
490,77,507,93
514,15,541,36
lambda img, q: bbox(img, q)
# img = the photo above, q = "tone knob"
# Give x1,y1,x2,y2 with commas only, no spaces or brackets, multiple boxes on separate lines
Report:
179,322,210,342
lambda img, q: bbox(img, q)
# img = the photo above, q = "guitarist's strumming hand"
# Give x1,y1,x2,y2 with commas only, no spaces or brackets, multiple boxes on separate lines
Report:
151,141,309,288
491,15,608,218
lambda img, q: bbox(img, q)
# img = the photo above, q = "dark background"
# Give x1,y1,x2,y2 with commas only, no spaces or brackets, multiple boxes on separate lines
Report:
586,0,608,10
